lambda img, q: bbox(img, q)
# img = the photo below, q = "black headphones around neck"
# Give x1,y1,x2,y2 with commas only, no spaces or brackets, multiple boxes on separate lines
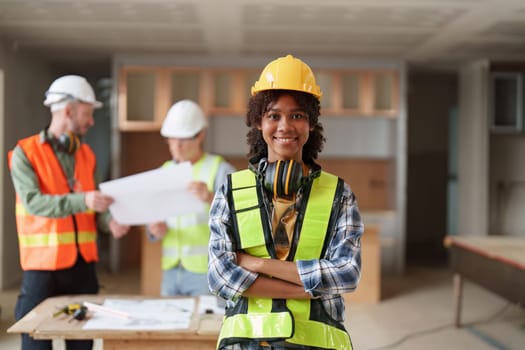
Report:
47,131,81,154
259,158,306,198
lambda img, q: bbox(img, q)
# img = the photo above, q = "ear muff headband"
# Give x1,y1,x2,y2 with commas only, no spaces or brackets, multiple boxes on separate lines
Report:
273,160,280,197
264,159,304,198
284,159,295,196
57,132,80,154
47,131,80,154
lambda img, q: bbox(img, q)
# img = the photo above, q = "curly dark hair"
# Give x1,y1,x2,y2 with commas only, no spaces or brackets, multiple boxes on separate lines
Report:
245,89,325,163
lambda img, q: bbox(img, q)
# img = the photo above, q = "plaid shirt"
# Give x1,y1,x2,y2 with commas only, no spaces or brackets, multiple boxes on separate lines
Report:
208,171,363,330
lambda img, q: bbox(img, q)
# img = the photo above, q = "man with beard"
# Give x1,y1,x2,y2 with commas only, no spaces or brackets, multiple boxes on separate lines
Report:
9,75,130,350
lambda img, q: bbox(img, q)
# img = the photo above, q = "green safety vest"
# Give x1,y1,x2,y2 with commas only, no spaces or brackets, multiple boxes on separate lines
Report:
218,169,352,350
161,153,222,273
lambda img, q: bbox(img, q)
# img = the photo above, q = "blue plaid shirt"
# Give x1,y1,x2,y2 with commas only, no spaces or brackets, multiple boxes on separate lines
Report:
207,173,363,326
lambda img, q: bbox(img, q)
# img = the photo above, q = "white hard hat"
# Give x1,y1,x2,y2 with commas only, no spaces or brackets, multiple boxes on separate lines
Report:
43,75,102,109
160,99,207,138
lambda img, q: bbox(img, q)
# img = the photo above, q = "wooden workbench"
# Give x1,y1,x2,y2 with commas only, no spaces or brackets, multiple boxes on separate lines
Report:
345,225,381,303
444,235,525,327
7,295,222,350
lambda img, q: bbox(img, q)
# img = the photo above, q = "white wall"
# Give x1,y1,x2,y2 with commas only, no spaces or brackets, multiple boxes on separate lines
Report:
458,61,490,236
458,61,525,238
208,115,397,158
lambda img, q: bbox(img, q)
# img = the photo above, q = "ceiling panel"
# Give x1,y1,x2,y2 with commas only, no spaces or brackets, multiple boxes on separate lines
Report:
0,0,524,65
482,21,525,37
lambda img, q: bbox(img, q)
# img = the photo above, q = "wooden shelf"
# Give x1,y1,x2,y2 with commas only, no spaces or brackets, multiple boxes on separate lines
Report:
117,66,400,130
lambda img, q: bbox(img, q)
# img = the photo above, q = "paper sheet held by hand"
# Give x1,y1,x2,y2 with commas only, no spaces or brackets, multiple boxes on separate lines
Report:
99,162,204,225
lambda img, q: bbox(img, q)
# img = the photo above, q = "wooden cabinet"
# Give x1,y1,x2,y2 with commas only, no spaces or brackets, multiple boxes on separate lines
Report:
372,71,399,115
209,70,249,115
119,67,162,131
117,66,400,131
114,59,404,282
119,67,204,131
318,70,399,117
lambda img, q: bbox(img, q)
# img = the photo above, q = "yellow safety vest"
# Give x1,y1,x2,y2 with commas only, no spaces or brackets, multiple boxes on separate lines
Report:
218,169,352,350
161,153,222,273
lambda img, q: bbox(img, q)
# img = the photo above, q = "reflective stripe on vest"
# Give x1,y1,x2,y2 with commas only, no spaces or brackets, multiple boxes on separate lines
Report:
10,135,98,271
18,231,95,246
218,169,352,350
161,154,222,272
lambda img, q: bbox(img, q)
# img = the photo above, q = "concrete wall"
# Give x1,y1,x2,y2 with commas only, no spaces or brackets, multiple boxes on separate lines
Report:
406,71,457,264
457,61,490,236
490,135,525,236
457,61,525,239
0,41,52,289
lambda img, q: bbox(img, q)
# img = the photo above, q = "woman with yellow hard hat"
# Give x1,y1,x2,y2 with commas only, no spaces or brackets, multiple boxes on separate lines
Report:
208,55,363,350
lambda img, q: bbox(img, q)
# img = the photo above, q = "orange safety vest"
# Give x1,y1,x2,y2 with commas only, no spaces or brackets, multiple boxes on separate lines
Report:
9,134,98,271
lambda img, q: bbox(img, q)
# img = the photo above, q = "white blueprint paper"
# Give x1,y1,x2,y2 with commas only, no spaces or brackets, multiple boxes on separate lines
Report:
99,162,204,225
82,298,194,330
197,295,225,315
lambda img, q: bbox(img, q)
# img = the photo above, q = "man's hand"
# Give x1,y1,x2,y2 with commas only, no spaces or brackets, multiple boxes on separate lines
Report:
187,181,213,204
109,219,130,239
84,191,113,212
147,222,168,239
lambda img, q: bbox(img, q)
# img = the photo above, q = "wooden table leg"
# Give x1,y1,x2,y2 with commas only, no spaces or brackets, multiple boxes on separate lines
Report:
453,273,463,327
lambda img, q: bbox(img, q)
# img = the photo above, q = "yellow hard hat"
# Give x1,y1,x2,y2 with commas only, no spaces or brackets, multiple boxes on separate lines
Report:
251,54,322,100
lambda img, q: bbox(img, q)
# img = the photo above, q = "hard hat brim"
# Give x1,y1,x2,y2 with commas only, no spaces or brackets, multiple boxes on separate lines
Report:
160,126,205,139
92,100,103,109
43,98,103,109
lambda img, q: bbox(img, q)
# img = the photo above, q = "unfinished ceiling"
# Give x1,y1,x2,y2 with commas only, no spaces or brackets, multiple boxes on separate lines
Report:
0,0,524,66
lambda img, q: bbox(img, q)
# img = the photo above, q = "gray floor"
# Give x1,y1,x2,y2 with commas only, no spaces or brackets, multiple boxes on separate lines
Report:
1,267,524,349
